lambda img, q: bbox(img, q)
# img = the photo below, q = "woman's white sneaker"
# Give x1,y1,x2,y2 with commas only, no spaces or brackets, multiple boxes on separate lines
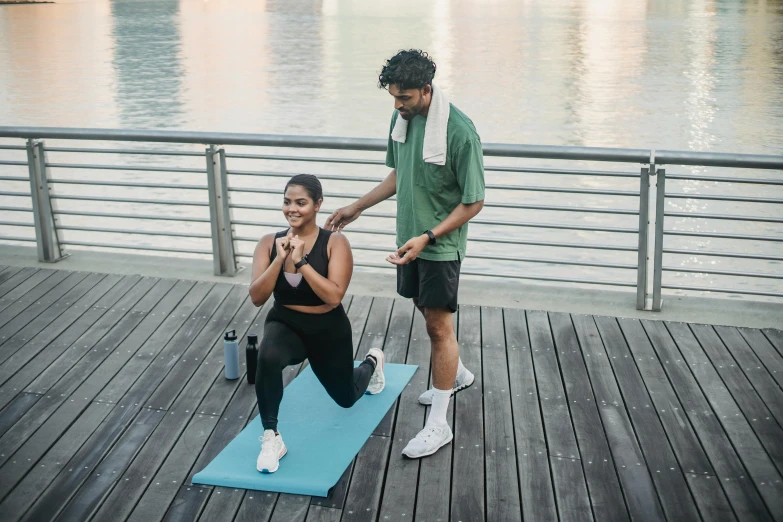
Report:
365,348,385,395
418,368,475,405
402,424,453,458
257,429,287,473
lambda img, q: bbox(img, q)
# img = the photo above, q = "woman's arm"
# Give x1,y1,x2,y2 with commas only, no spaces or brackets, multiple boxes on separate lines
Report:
292,233,353,308
249,233,286,307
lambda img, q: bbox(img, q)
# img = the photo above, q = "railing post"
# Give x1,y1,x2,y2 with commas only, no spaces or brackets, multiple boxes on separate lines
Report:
652,168,666,311
637,151,664,311
206,145,237,276
26,139,65,263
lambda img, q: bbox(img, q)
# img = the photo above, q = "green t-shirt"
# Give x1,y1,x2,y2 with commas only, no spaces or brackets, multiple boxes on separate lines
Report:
385,104,485,261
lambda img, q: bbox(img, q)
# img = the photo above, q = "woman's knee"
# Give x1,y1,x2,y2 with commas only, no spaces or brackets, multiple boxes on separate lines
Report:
333,393,357,409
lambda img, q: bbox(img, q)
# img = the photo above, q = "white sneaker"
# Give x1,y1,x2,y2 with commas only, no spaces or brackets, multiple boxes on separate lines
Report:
256,429,287,473
418,368,475,405
365,348,385,395
402,424,453,459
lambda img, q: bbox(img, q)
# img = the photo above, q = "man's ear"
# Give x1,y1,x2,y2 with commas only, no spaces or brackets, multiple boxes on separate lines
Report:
423,84,432,96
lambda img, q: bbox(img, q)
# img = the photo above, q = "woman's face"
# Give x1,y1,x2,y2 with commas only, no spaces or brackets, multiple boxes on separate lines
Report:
282,184,321,227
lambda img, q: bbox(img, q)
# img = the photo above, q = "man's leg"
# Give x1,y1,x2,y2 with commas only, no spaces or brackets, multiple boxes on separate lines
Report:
423,306,459,391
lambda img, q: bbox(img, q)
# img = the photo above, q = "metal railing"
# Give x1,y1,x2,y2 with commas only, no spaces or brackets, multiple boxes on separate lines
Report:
0,126,781,311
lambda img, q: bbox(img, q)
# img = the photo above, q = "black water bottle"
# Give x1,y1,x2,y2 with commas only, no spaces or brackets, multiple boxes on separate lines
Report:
246,333,259,384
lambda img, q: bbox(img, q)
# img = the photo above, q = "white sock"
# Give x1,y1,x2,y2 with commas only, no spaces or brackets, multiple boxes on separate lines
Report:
457,358,467,379
426,387,451,427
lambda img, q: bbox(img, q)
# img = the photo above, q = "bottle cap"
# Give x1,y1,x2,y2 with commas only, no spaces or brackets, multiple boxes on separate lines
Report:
224,330,237,341
247,333,258,345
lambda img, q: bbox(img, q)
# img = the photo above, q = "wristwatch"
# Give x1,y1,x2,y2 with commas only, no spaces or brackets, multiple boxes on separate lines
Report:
294,256,309,269
424,230,436,245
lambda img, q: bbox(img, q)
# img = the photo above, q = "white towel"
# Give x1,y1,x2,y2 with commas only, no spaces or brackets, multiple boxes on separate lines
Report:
391,84,450,166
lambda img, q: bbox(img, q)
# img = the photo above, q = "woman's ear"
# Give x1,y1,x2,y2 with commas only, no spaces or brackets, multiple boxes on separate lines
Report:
313,199,323,213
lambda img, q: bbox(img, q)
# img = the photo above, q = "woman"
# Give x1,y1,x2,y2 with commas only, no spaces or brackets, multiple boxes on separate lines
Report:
249,174,385,473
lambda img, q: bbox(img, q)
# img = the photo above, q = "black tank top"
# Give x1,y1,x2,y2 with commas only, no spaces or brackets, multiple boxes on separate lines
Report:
270,228,331,306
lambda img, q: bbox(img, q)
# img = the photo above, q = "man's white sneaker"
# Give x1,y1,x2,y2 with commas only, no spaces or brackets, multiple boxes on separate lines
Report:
365,348,385,395
402,424,453,459
418,368,475,405
256,429,287,473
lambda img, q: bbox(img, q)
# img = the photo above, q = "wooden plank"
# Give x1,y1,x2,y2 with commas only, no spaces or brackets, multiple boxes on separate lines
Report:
0,401,115,522
0,280,187,506
664,321,783,520
21,406,166,521
164,486,211,522
0,393,41,439
763,329,783,358
617,318,714,474
377,310,428,521
305,505,341,522
714,326,783,425
0,270,84,338
503,308,558,522
451,304,483,522
90,290,259,522
339,435,391,522
269,494,310,522
0,274,133,393
0,273,119,371
233,491,276,522
196,487,244,522
550,456,593,521
95,283,228,404
481,306,521,521
0,267,47,303
0,266,22,288
549,312,628,522
738,328,783,390
689,324,783,475
643,319,773,522
571,314,664,521
309,459,351,510
685,473,737,522
124,414,220,522
0,278,176,499
594,316,701,521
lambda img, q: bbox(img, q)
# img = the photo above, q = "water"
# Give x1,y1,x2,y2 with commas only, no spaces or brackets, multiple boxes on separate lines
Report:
1,0,781,299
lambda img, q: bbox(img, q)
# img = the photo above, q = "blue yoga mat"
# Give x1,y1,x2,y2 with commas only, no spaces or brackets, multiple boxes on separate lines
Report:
192,362,417,496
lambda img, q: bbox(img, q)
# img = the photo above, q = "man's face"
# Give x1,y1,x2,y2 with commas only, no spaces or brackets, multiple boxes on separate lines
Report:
389,84,431,120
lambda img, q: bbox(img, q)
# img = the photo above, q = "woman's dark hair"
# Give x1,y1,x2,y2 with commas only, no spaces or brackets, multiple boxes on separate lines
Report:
284,174,323,203
378,49,436,91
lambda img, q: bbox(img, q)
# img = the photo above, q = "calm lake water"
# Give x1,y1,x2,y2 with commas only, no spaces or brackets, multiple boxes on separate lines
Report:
1,0,781,299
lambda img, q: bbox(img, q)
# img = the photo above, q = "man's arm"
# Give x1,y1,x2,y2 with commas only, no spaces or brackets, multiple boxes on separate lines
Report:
387,199,484,264
325,169,397,231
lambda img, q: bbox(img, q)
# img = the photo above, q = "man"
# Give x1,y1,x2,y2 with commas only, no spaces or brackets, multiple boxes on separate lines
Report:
325,49,484,458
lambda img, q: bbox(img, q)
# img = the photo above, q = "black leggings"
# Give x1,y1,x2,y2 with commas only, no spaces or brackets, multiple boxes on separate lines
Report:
255,303,374,431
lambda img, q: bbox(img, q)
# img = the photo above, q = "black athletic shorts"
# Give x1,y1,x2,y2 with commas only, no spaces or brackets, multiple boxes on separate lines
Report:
396,258,461,313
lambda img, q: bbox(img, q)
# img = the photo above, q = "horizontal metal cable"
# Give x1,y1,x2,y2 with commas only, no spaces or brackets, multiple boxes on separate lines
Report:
662,266,782,279
0,191,30,197
664,211,783,224
46,162,205,174
661,284,783,298
666,192,783,204
56,225,211,239
0,176,28,182
0,235,35,242
0,145,25,151
47,146,203,157
50,194,208,206
666,173,783,186
665,230,781,242
0,206,32,212
61,240,212,255
0,221,33,227
48,178,207,190
53,209,210,223
663,248,783,262
226,153,384,166
0,161,27,167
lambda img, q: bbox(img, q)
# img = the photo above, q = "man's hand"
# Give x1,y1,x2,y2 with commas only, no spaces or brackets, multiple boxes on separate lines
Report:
289,235,306,264
386,234,429,265
325,203,362,232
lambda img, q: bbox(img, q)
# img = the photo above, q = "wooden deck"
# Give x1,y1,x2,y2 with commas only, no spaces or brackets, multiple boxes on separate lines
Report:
0,266,780,522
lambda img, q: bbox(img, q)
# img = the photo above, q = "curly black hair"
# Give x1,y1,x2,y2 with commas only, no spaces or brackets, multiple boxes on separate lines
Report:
378,49,436,91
